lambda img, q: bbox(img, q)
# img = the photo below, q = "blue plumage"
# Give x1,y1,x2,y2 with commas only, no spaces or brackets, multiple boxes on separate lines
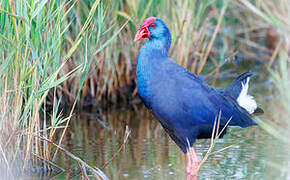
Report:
135,18,260,153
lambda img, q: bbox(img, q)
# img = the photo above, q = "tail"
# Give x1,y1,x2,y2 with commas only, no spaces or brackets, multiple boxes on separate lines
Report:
224,72,264,115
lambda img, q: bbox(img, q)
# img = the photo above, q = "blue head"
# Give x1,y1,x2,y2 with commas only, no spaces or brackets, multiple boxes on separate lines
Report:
134,17,171,54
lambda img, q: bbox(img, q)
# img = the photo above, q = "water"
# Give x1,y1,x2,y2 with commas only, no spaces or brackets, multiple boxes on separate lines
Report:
32,74,290,180
47,105,288,180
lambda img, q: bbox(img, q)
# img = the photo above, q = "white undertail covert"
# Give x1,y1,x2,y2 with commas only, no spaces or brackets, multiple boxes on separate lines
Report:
237,77,257,114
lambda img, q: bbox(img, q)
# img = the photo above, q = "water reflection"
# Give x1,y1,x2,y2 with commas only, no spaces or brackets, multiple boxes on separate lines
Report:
46,102,288,180
56,105,185,179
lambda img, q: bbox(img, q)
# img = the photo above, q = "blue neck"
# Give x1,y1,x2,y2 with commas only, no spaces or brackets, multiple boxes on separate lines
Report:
137,35,172,77
136,35,171,100
143,31,171,55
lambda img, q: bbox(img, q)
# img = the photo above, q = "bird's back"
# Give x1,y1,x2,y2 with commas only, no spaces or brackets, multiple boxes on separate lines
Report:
137,55,256,152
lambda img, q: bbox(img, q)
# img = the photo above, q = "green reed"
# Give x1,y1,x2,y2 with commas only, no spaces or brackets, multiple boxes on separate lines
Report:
0,0,123,178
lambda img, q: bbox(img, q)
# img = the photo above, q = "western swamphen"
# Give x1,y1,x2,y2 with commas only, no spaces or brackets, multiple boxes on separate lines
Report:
134,17,263,178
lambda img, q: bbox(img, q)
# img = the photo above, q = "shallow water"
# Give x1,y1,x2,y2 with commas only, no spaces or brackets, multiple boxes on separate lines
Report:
30,73,290,180
47,104,289,180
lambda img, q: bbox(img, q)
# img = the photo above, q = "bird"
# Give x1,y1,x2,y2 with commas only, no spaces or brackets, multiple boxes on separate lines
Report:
134,17,263,179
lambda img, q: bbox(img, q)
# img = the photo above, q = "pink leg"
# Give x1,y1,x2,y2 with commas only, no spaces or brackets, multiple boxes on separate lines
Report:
185,152,192,173
189,147,199,170
185,147,199,180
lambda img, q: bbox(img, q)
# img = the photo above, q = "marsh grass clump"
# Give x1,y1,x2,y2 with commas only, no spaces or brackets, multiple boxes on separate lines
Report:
0,0,123,178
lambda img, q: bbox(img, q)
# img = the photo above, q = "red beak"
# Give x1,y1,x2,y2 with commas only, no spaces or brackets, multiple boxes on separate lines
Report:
134,27,150,41
134,17,156,42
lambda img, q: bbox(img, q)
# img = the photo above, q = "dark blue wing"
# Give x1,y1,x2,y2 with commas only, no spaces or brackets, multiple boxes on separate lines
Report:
163,59,256,128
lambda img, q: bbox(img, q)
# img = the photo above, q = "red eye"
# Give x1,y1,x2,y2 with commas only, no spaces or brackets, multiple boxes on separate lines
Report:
150,23,156,28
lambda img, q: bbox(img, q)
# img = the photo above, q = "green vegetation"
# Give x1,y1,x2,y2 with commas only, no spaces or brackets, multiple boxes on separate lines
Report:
0,0,289,179
0,0,125,178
